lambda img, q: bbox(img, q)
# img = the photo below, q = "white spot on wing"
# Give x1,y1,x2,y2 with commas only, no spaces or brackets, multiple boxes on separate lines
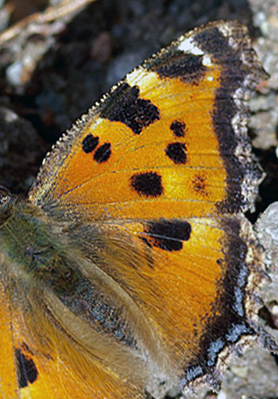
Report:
207,338,225,366
202,55,212,67
218,24,232,37
226,323,249,343
233,286,244,317
178,37,204,55
186,365,203,381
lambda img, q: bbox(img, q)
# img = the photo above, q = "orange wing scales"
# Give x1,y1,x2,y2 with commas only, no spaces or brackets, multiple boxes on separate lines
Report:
0,281,19,398
101,218,226,362
78,215,259,377
0,20,275,399
30,62,226,221
0,273,145,399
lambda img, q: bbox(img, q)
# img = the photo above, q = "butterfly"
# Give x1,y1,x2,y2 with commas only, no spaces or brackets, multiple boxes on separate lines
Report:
0,20,276,399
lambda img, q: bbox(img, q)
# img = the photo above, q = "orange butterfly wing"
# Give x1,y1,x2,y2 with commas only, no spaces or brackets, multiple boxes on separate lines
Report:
30,55,225,221
0,275,144,399
1,21,274,399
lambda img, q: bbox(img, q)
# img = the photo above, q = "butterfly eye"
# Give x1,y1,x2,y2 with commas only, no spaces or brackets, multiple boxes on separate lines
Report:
0,186,11,207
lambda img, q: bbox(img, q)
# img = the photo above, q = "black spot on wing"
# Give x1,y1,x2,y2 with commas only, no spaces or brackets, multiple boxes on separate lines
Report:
170,120,186,137
93,142,112,163
130,171,163,197
165,142,187,164
82,134,99,153
15,344,38,388
147,51,207,85
100,83,160,134
192,175,207,196
142,219,192,251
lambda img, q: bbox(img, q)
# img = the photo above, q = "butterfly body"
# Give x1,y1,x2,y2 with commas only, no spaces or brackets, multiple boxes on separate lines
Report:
0,21,276,399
